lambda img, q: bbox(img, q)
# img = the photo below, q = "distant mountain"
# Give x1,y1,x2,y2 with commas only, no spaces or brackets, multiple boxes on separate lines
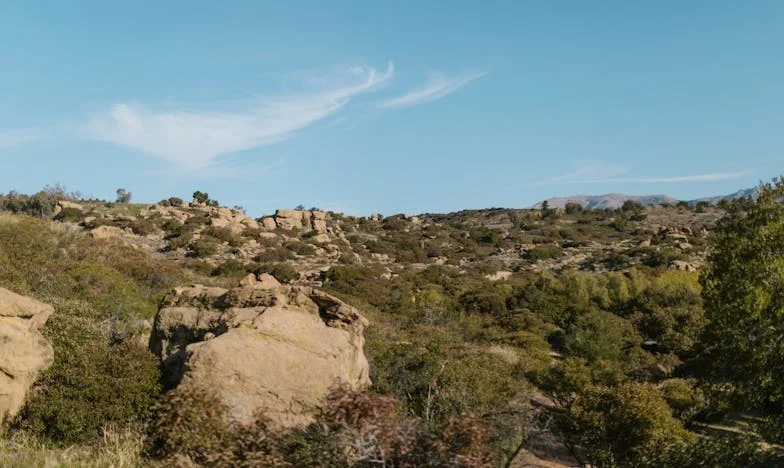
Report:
532,193,677,210
690,187,761,205
534,187,760,210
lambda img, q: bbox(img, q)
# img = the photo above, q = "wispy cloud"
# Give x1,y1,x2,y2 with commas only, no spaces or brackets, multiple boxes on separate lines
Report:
86,62,394,171
0,129,42,151
536,160,751,185
379,70,486,109
614,171,753,183
542,160,631,184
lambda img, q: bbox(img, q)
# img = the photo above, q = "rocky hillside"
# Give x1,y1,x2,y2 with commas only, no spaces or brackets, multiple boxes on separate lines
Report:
1,187,781,467
45,195,722,286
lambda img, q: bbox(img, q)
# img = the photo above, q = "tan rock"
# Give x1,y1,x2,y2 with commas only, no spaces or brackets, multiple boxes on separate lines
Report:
57,200,83,211
275,209,304,220
0,288,54,429
669,260,698,272
261,217,278,231
275,217,300,230
89,225,125,239
241,218,259,230
485,271,513,282
238,273,258,287
254,273,282,289
312,219,328,233
150,281,370,428
311,233,331,244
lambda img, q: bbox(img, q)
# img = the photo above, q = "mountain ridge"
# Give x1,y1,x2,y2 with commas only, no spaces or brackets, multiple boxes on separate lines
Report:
533,186,760,210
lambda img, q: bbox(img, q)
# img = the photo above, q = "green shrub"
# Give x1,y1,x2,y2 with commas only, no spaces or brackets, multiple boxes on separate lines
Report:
53,207,83,223
524,245,563,261
636,434,781,467
254,247,295,263
17,313,160,444
564,382,692,467
156,217,182,234
212,259,247,277
168,197,184,206
147,382,231,464
189,238,220,257
252,263,300,283
242,226,262,239
0,190,59,217
284,241,316,256
203,226,244,247
658,379,705,423
130,218,156,236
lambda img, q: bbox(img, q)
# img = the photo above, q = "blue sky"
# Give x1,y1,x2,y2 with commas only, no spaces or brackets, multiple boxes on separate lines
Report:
1,1,782,216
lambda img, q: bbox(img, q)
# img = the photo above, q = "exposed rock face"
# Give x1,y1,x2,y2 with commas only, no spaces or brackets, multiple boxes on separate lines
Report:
0,288,54,428
149,274,370,428
259,209,331,233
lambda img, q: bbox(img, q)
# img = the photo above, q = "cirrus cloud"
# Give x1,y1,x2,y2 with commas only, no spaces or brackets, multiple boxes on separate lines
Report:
86,62,394,171
0,128,42,151
379,70,486,109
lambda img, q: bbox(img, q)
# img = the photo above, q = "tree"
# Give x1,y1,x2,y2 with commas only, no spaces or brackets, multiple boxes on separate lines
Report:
565,202,583,215
115,188,131,203
563,382,692,467
192,191,209,204
698,178,784,442
541,201,556,219
621,200,642,213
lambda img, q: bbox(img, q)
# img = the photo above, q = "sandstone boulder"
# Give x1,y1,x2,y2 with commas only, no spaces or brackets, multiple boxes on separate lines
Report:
273,209,330,233
260,217,278,231
0,288,54,428
149,275,370,428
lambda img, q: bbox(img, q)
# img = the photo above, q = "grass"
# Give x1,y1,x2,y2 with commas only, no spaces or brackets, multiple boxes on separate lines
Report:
0,427,144,468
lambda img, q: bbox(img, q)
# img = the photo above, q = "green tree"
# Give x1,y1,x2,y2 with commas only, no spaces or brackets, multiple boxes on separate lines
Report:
698,179,784,442
565,202,584,215
193,191,209,204
564,382,692,467
115,188,132,203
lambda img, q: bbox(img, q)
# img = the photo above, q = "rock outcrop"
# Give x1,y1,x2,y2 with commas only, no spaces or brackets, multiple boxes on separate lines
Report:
0,288,54,428
259,209,331,234
149,274,370,428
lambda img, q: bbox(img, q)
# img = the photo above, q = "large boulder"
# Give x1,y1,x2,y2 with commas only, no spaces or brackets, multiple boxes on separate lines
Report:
0,288,54,428
149,274,370,428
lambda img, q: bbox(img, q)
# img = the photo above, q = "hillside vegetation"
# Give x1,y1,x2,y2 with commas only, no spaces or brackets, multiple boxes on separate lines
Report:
0,183,782,467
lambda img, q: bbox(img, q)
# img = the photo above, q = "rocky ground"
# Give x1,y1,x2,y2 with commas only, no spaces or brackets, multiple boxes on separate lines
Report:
55,197,721,286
